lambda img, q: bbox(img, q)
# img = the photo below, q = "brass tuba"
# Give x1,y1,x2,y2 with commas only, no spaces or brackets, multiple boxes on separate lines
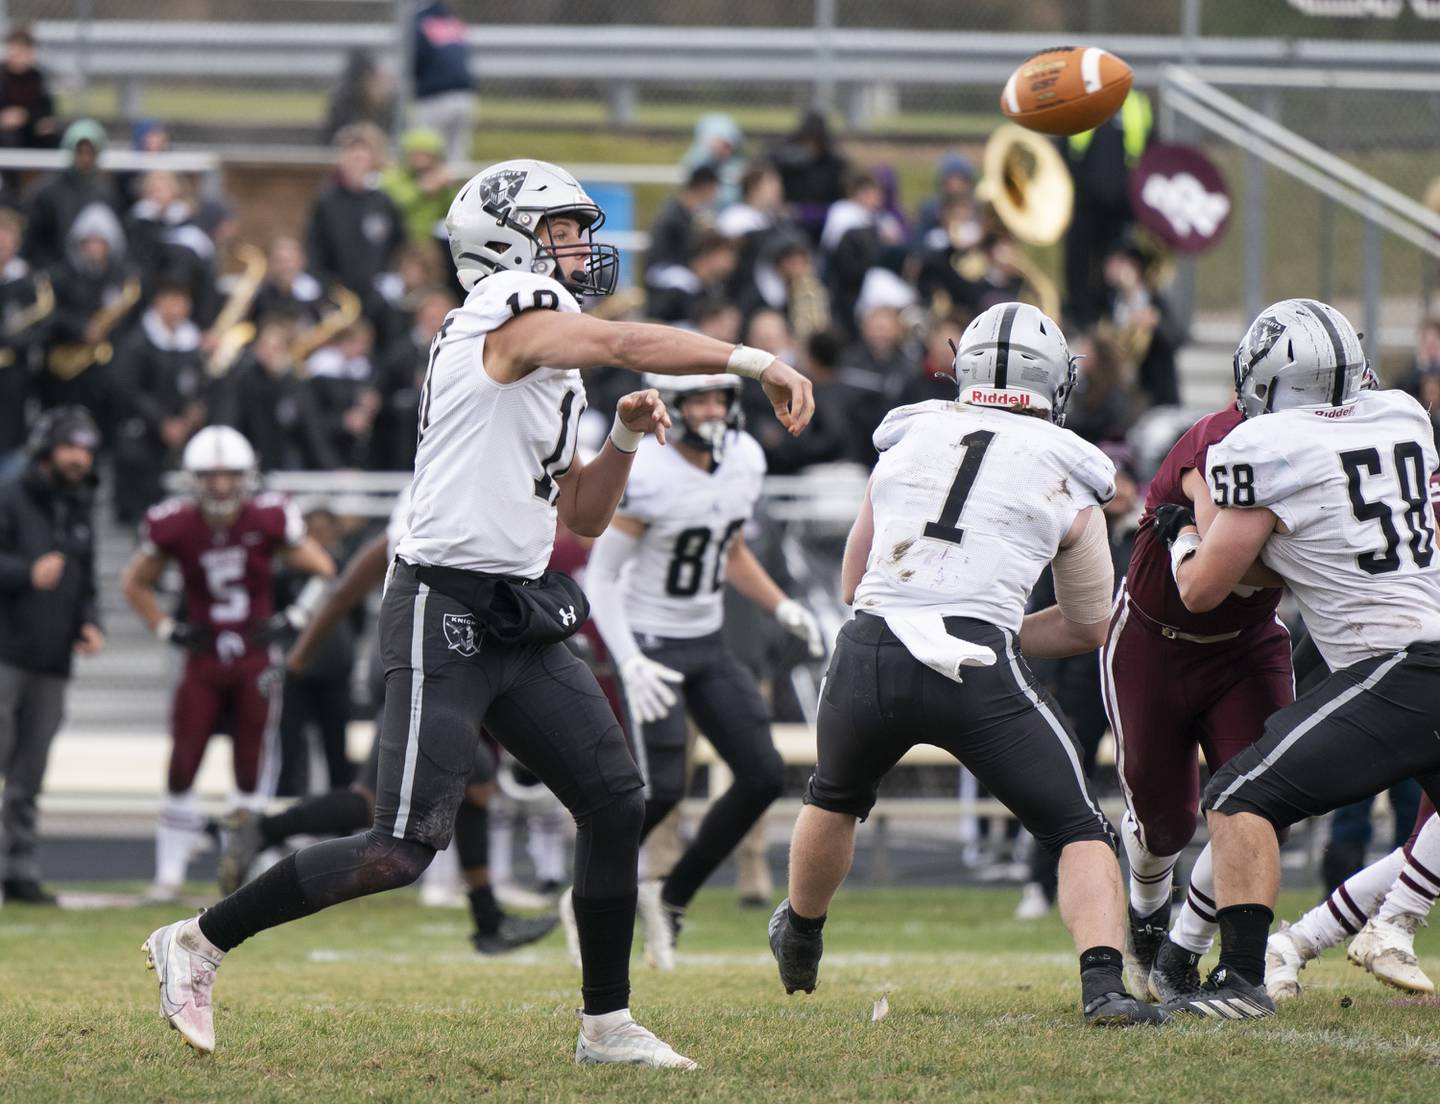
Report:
973,123,1074,320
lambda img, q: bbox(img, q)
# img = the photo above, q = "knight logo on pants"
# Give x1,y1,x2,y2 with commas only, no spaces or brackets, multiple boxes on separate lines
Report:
443,612,479,656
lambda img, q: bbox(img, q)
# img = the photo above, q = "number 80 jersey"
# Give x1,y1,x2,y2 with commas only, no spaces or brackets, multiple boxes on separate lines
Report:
1206,387,1440,671
398,272,586,578
615,431,767,639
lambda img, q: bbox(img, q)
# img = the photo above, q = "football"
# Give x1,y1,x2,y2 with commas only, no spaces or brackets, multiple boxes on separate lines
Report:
1000,45,1133,136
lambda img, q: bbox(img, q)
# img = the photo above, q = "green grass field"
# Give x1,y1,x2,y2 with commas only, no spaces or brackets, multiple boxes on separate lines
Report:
3,885,1440,1102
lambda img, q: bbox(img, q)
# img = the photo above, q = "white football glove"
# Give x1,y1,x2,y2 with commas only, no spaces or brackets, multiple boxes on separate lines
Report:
619,654,685,725
775,598,825,658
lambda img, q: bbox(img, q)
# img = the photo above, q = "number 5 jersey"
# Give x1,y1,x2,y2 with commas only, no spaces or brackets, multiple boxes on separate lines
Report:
398,271,586,578
853,400,1115,633
1206,387,1440,670
614,430,767,639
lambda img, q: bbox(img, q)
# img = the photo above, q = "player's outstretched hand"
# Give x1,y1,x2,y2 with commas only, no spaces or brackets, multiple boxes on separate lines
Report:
617,388,673,447
775,598,825,659
1152,503,1197,548
619,654,684,724
759,360,815,437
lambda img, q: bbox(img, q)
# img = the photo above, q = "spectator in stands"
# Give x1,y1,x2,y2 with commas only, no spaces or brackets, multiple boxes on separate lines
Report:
644,229,738,324
820,171,899,339
115,119,173,208
275,508,357,793
126,170,220,328
1416,369,1440,453
1064,329,1133,445
23,120,118,272
757,329,857,472
410,0,475,164
372,286,454,470
738,229,830,346
1099,240,1182,408
914,151,975,246
770,109,848,244
645,164,719,277
1395,316,1440,397
369,241,441,351
110,279,206,523
324,49,396,145
0,26,56,151
214,315,337,470
909,312,967,404
693,296,742,345
720,164,788,305
681,113,744,208
915,199,1025,320
836,267,922,444
0,405,103,905
40,202,139,422
305,125,405,313
305,321,380,469
0,210,51,476
1061,89,1153,326
252,236,326,327
379,128,455,271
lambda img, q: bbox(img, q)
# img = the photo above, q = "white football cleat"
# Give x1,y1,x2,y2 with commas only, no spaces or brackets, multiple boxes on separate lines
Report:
558,887,582,968
141,881,183,905
637,880,675,971
1265,925,1317,1002
575,1009,696,1069
1014,882,1051,921
142,917,224,1053
1349,915,1435,994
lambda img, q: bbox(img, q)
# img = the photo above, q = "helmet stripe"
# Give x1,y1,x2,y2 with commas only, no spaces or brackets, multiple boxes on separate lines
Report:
1299,299,1348,406
992,303,1019,390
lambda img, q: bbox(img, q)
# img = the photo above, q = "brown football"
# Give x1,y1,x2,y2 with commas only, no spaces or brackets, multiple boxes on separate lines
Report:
1000,46,1133,137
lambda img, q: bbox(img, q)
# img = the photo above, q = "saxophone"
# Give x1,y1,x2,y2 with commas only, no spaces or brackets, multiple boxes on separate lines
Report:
47,276,142,381
0,274,54,369
206,243,269,379
290,285,363,366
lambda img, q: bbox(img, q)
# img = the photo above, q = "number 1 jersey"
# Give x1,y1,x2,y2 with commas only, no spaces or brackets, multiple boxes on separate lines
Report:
397,271,586,579
615,430,767,639
853,401,1116,634
1206,387,1440,671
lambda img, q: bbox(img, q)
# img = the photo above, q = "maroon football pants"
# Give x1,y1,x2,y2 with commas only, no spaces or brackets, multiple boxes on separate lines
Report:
168,650,277,795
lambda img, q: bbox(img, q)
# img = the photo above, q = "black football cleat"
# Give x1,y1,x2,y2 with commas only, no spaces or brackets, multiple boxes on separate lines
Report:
769,898,822,994
1163,966,1276,1020
1125,902,1172,999
471,914,559,955
1148,936,1203,1003
2,878,57,905
1082,989,1169,1027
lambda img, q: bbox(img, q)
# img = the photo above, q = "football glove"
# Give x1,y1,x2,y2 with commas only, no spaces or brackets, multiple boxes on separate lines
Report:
254,608,303,646
1152,503,1197,548
257,664,288,696
619,654,684,725
775,598,825,658
158,618,208,652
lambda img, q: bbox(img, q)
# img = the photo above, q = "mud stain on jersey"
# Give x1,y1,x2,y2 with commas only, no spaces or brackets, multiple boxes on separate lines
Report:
898,569,915,581
1045,477,1072,503
889,537,915,563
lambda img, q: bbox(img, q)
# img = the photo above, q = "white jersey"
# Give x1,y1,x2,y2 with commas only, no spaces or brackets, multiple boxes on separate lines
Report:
385,482,412,561
615,431,767,638
396,272,585,578
853,401,1115,634
1206,388,1440,670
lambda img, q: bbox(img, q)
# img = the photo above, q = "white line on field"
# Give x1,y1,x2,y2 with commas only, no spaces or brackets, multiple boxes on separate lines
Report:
304,948,1076,968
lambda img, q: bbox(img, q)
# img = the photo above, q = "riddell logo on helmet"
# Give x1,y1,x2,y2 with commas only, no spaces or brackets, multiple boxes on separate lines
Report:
969,388,1029,407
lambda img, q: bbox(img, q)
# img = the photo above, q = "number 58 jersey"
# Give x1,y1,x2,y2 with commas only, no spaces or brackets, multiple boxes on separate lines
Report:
853,401,1116,634
615,431,767,639
1206,388,1440,671
398,271,586,579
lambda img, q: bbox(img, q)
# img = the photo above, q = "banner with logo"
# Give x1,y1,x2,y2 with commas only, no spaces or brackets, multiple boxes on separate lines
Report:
1128,143,1232,254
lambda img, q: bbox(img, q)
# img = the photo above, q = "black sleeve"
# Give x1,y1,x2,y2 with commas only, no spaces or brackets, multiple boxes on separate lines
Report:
0,489,31,592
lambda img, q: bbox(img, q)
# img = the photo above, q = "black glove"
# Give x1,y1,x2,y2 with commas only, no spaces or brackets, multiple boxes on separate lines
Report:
253,610,298,646
1152,503,1197,548
163,620,209,652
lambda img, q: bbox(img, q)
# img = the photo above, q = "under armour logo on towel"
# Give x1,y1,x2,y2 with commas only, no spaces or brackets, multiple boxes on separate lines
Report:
442,612,479,656
559,606,577,627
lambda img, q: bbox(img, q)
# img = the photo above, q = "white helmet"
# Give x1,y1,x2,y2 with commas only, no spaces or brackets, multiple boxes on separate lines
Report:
446,158,618,297
952,302,1077,424
182,425,258,521
1233,298,1368,419
641,373,743,461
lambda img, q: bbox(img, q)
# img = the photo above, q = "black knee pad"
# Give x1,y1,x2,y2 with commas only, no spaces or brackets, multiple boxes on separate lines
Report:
584,787,645,839
358,830,436,890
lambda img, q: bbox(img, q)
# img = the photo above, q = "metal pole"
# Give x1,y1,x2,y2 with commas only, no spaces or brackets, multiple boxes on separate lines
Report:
814,0,836,113
1180,0,1202,63
392,0,412,146
1363,200,1382,366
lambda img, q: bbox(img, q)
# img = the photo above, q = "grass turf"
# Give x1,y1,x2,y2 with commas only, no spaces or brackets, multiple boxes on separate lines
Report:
2,884,1438,1102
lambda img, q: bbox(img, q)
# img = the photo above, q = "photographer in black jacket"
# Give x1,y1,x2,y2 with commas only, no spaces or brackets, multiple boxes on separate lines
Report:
0,406,104,903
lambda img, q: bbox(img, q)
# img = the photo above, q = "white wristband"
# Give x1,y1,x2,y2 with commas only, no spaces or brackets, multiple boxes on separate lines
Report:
609,412,643,454
1168,532,1202,583
155,616,176,641
727,344,775,380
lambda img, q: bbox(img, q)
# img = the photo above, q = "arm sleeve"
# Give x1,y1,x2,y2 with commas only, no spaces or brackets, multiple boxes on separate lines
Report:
0,494,32,592
584,526,644,667
1052,508,1115,624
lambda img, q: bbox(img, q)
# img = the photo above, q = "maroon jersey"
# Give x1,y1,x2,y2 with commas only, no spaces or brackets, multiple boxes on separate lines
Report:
142,493,304,663
1126,408,1283,635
